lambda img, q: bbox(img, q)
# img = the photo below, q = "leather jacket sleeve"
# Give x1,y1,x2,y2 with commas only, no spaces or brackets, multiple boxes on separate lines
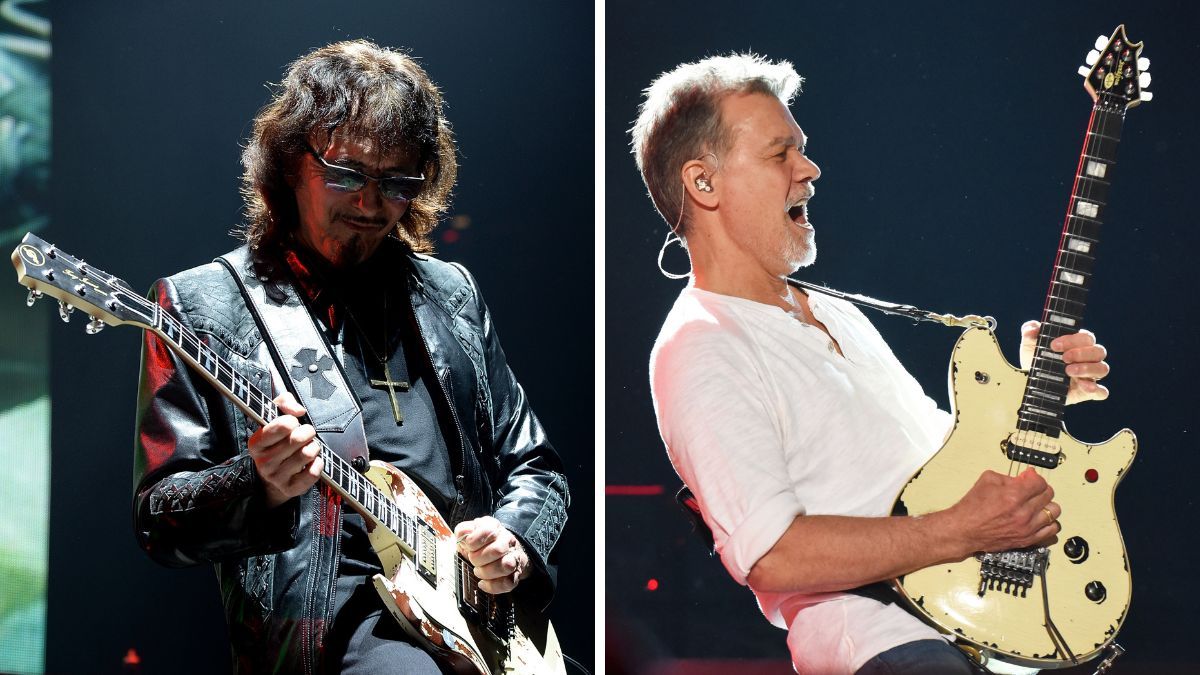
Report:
132,276,298,568
454,264,570,604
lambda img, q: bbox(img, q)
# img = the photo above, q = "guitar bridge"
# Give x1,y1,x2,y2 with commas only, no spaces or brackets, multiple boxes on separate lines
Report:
976,547,1049,597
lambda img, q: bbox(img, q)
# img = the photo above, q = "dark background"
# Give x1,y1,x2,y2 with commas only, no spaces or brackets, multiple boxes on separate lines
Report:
606,2,1198,673
44,2,593,673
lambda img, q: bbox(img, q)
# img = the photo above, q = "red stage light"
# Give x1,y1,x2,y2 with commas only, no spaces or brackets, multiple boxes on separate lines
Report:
605,485,664,496
646,578,659,591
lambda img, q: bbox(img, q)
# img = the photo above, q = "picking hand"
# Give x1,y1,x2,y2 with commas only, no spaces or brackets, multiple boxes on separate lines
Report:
454,516,531,594
944,468,1061,555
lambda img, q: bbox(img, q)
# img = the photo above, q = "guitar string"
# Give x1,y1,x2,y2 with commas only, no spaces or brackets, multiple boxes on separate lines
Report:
1014,89,1119,482
136,290,494,607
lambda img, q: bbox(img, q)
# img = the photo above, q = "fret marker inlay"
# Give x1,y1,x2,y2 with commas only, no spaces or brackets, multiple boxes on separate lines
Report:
1067,238,1091,253
1075,200,1099,218
1049,314,1077,327
1085,160,1107,178
1059,270,1085,285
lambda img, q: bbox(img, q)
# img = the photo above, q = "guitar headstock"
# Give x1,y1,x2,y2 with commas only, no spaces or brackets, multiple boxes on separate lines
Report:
1077,24,1151,108
12,232,156,333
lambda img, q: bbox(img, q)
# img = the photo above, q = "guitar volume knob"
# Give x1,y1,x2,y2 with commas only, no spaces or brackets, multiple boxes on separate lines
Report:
1085,580,1107,603
1063,536,1089,563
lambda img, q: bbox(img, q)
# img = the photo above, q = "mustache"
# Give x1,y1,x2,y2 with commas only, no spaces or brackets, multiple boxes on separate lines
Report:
337,214,392,228
788,187,815,206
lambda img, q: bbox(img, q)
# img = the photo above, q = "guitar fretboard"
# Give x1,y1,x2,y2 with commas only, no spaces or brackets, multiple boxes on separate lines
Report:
1019,92,1127,438
154,307,437,561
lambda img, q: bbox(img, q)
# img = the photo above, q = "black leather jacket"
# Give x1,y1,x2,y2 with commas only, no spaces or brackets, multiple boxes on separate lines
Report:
132,243,569,674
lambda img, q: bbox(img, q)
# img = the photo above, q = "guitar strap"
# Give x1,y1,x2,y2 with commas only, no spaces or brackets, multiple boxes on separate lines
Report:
217,246,368,466
787,278,996,331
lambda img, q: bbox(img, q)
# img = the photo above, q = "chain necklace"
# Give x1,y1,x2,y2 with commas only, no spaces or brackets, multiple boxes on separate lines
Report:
343,294,410,424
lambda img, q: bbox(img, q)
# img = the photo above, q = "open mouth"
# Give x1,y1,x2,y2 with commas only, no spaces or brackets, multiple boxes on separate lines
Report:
787,199,811,228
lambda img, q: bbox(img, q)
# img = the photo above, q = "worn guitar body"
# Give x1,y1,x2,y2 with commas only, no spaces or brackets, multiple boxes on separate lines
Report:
362,461,566,675
895,327,1135,667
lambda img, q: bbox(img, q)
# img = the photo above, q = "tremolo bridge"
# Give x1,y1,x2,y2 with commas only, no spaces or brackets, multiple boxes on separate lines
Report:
977,547,1049,597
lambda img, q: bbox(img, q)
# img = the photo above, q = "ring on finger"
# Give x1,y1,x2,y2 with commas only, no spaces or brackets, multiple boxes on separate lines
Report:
1042,507,1055,527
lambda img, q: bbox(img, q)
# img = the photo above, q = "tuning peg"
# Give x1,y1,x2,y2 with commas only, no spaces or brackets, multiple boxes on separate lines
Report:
1095,35,1109,51
1139,91,1154,102
1086,50,1100,66
1138,56,1150,71
1139,72,1151,88
25,289,42,307
58,301,74,322
1077,65,1091,78
85,316,106,335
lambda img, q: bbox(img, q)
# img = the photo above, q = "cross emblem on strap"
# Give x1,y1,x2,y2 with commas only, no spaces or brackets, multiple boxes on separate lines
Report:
370,360,410,424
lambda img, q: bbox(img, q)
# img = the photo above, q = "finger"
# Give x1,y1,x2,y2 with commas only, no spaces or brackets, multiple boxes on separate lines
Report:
274,392,307,418
474,549,522,580
459,519,501,552
1020,320,1040,341
453,520,474,545
250,415,302,452
1070,379,1110,402
468,537,515,567
1049,331,1096,352
478,573,518,595
1062,343,1108,365
1065,361,1110,380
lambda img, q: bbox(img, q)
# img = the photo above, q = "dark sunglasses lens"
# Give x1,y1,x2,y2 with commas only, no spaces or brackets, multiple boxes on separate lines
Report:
380,178,422,201
324,168,366,193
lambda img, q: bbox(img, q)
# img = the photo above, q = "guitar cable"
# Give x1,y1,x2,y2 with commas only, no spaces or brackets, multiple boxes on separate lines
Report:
563,653,592,675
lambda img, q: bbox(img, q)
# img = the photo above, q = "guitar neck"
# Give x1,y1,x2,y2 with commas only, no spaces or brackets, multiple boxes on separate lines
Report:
153,307,428,549
1020,92,1127,437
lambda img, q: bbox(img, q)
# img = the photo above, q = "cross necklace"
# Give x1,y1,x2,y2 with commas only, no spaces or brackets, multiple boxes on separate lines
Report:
344,295,409,424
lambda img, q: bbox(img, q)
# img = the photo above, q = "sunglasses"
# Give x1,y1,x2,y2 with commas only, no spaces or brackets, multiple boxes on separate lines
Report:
307,145,425,202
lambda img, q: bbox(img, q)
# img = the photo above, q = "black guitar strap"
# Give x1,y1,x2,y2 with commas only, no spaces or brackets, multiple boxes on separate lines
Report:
217,246,368,466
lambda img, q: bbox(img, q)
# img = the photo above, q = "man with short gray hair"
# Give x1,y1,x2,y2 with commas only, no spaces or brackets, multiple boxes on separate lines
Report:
637,53,1110,674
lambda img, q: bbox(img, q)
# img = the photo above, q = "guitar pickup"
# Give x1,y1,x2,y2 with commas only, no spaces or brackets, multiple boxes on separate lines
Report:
1005,441,1061,469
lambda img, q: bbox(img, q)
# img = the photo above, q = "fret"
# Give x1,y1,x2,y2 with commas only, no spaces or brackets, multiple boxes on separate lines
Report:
1045,297,1085,318
1033,371,1066,384
1056,252,1095,276
1020,403,1060,419
1025,388,1063,404
1049,282,1088,304
231,372,249,403
1084,132,1120,159
160,315,181,342
1072,176,1111,205
1065,217,1102,240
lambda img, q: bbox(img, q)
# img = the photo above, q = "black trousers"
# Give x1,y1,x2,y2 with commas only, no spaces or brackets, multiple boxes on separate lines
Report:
324,582,454,675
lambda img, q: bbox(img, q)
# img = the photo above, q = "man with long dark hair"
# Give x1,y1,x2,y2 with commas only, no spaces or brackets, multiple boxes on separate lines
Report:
132,41,568,673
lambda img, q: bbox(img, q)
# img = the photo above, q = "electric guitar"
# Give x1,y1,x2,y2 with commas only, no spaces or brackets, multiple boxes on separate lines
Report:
892,25,1151,670
10,234,566,675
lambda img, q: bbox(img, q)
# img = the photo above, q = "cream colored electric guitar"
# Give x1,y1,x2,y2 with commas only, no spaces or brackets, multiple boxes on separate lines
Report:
10,234,565,675
894,25,1151,670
